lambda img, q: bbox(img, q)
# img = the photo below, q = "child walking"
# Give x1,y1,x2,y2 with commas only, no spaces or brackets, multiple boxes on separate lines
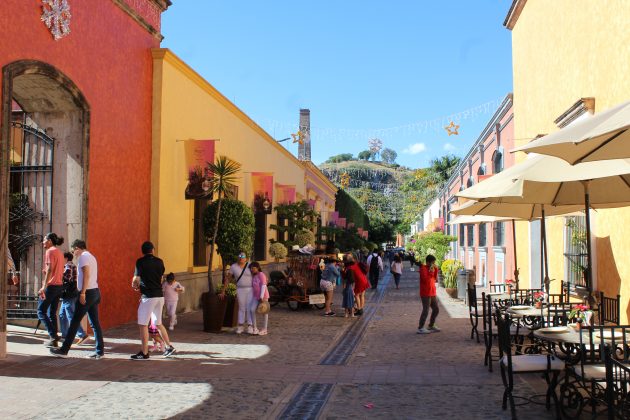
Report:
162,272,185,331
148,317,165,352
342,262,355,318
249,262,269,335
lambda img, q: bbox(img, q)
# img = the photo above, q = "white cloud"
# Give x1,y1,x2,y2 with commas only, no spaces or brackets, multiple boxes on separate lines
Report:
403,142,427,154
443,143,456,152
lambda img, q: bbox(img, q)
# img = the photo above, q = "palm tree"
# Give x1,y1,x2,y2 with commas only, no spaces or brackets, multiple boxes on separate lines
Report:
206,155,241,290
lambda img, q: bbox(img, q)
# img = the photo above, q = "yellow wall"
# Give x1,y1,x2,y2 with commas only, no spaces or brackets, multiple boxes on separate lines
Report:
509,0,630,320
151,49,335,272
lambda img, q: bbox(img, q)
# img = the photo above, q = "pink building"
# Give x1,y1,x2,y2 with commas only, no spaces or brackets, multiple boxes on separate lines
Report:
439,94,516,288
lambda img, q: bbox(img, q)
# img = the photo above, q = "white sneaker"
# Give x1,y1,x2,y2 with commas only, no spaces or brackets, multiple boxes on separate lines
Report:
429,325,441,332
417,328,431,334
169,326,174,331
246,325,254,335
251,328,259,335
236,326,244,334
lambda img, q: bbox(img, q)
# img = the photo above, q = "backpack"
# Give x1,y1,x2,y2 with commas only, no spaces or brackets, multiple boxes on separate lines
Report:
62,264,79,299
369,254,380,274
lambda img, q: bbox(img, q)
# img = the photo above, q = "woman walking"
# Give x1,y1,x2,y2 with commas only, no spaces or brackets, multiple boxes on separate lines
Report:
390,254,403,289
320,256,340,316
343,254,369,316
38,233,65,348
249,262,269,335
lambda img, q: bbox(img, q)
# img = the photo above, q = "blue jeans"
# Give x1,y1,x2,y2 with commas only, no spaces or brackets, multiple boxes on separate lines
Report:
61,289,104,355
59,298,86,338
37,285,64,339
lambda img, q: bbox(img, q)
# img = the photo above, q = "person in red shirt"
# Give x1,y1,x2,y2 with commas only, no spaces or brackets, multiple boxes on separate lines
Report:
37,232,66,348
417,255,440,334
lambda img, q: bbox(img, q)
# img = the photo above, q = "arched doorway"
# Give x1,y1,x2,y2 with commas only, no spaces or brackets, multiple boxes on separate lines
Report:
1,60,89,357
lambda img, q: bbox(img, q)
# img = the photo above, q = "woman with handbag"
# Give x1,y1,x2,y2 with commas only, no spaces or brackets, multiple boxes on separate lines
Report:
226,251,255,334
249,261,269,335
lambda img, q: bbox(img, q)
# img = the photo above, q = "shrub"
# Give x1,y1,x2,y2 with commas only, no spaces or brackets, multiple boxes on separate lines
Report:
441,259,463,288
203,198,255,266
295,230,315,247
269,242,288,260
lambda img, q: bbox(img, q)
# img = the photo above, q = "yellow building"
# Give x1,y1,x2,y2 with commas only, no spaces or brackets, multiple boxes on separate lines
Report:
151,49,336,309
505,0,630,320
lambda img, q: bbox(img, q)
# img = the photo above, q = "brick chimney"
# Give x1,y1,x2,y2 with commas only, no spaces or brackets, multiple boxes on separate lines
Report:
298,108,311,161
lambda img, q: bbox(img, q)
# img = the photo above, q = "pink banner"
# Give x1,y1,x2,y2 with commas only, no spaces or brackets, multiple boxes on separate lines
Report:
184,139,216,200
330,211,339,222
337,218,347,228
252,172,274,214
276,184,296,204
307,199,316,209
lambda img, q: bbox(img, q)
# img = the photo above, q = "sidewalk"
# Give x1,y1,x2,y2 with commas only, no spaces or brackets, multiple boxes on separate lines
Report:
0,263,554,419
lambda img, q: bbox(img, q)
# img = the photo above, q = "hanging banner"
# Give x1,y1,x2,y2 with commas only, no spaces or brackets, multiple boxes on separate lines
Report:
276,184,296,205
252,172,273,214
337,217,347,228
184,139,216,200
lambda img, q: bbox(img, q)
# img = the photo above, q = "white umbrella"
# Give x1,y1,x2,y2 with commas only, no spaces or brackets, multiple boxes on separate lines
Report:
456,154,630,292
512,100,630,165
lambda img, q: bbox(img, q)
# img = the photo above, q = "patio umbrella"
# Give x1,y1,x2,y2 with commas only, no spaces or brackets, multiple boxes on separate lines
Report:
455,154,630,292
512,100,630,165
450,200,585,291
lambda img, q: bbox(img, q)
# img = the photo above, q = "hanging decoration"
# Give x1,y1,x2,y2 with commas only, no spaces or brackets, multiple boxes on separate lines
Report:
251,172,274,214
183,139,217,200
291,131,304,145
41,0,71,41
276,184,296,204
444,121,460,136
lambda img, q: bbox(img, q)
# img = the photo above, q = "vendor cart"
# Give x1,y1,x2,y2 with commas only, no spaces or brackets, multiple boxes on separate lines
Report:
282,253,325,310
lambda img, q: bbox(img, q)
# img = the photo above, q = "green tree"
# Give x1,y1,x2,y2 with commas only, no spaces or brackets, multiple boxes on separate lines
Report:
326,153,354,163
381,148,397,164
203,155,241,290
269,200,318,248
369,217,396,245
358,150,372,161
204,198,255,267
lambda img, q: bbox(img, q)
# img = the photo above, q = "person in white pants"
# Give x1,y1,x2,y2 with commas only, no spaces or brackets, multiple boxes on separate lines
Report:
162,272,184,330
249,262,269,335
222,252,255,334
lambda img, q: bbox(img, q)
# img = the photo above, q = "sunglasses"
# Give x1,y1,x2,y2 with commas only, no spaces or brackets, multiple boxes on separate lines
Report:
238,254,246,259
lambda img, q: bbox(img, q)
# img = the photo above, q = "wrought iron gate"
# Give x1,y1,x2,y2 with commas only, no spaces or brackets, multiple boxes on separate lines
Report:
7,118,54,318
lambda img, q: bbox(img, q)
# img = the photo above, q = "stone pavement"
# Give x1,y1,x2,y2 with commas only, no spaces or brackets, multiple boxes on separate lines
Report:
0,263,555,419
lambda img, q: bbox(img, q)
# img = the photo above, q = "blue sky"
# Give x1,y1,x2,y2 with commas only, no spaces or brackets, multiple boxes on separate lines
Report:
161,1,513,168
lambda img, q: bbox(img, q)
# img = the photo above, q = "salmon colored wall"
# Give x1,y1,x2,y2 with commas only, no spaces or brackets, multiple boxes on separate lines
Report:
0,1,161,329
509,0,630,320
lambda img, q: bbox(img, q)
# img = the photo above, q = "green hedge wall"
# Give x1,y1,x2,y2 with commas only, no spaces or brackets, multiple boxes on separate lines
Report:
336,189,369,229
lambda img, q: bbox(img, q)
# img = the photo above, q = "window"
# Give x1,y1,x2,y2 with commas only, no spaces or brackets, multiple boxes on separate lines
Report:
493,222,505,246
459,224,465,246
478,223,487,247
492,149,504,174
193,199,210,266
467,224,474,247
564,215,588,291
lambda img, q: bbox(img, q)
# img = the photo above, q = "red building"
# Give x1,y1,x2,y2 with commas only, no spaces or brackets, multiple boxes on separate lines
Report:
0,0,171,347
439,94,516,288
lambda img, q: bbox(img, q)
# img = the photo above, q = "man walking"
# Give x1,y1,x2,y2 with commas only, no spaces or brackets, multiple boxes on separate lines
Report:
417,254,440,334
366,249,382,289
50,239,105,358
130,241,175,360
38,233,65,348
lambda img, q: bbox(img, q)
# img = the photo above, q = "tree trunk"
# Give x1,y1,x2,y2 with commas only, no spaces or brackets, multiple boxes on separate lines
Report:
207,192,223,290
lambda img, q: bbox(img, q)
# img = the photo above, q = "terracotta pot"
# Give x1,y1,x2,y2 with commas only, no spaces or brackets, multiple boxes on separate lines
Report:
202,292,227,333
445,287,458,299
535,301,542,309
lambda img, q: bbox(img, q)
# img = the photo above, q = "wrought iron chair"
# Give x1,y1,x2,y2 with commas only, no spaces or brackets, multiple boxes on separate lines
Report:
482,294,522,372
605,349,630,419
467,283,481,343
489,282,507,293
560,325,630,419
599,292,621,326
509,288,542,306
496,310,563,419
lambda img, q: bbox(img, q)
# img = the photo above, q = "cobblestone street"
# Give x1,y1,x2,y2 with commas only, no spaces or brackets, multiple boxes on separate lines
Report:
0,263,554,419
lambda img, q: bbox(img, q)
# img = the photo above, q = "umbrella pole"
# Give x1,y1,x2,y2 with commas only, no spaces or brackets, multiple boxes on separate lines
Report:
583,181,593,292
512,219,519,291
541,205,550,293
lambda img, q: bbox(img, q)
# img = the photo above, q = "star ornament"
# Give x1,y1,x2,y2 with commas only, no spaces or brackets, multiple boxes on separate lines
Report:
291,131,304,145
41,0,71,41
444,121,459,136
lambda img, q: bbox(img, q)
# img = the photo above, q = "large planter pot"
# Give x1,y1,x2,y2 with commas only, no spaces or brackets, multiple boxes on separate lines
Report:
202,292,227,333
223,296,239,327
445,288,458,299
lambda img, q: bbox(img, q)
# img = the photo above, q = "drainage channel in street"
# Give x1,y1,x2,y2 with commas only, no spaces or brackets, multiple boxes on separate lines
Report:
277,271,392,420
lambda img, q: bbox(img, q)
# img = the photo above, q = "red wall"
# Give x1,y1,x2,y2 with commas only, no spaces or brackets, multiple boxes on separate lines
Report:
1,1,161,329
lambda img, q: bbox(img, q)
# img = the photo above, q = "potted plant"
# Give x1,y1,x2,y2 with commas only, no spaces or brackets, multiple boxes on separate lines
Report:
269,242,288,262
218,282,239,328
533,291,546,309
568,304,593,329
441,259,462,299
203,197,255,333
504,278,515,294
